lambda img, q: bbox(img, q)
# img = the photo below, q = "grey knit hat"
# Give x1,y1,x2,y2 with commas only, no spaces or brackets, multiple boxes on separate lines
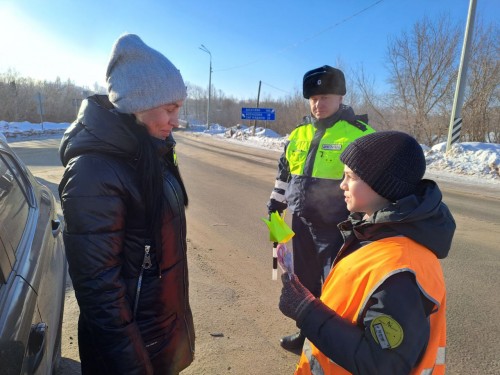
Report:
106,34,187,114
340,131,426,201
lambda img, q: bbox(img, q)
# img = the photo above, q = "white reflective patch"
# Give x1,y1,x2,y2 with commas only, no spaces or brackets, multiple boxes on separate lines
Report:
435,346,446,365
270,191,286,203
303,339,312,359
303,340,325,375
418,346,446,374
274,180,288,190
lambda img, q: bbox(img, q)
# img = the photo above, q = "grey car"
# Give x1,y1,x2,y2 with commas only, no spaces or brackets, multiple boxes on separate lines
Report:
0,136,66,374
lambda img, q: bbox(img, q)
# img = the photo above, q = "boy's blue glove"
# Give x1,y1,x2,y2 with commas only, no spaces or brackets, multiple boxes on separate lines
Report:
279,273,315,322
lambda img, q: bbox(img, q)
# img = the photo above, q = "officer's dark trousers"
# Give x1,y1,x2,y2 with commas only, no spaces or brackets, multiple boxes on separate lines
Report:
291,213,344,297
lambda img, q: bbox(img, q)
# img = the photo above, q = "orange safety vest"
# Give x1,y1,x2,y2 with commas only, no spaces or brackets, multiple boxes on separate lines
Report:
295,237,447,375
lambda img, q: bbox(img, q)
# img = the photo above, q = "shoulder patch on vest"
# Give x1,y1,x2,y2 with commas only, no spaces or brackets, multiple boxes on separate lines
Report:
370,315,404,349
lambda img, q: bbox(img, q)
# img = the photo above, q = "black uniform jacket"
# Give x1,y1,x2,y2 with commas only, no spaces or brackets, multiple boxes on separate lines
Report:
59,95,194,374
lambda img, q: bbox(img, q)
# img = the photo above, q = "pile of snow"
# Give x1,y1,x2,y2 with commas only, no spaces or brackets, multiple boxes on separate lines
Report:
426,142,500,181
221,125,285,150
1,121,498,185
0,120,67,137
200,124,500,185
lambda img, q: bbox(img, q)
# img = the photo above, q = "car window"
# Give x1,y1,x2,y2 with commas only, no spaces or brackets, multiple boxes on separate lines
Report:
0,153,30,259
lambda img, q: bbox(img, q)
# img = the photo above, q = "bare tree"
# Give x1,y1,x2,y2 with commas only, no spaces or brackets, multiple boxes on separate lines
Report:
3,20,497,146
386,15,461,145
185,82,207,125
352,65,394,131
461,21,500,142
273,90,309,136
0,69,21,121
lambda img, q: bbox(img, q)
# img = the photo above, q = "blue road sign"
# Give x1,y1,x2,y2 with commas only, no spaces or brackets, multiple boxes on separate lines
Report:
241,107,275,121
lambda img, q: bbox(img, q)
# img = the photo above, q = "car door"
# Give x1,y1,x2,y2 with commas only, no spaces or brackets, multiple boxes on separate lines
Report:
22,183,66,375
0,147,65,375
0,149,39,374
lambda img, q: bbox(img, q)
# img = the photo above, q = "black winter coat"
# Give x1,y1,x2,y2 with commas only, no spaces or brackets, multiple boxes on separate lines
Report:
59,95,195,375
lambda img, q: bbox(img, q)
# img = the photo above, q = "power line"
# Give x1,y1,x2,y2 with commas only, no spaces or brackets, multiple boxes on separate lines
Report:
215,0,384,73
261,81,290,94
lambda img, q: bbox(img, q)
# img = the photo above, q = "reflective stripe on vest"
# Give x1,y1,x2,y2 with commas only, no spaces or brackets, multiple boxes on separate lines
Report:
295,237,447,375
173,149,178,166
285,121,374,180
419,345,446,374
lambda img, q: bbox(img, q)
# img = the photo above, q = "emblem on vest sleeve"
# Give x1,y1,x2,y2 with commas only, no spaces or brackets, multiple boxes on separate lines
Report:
370,315,404,349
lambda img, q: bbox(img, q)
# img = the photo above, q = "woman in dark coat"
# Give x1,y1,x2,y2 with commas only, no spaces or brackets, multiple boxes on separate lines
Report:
59,34,194,375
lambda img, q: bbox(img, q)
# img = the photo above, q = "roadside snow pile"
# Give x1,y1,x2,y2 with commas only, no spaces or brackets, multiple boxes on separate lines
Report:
0,121,68,137
425,142,500,180
1,120,498,184
223,125,286,150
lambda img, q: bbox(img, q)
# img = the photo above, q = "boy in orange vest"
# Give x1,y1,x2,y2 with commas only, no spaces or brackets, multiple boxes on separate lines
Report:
279,131,456,374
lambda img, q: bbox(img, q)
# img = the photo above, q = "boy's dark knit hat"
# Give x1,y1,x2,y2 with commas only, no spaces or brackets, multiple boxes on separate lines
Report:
303,65,346,99
106,33,187,114
340,131,426,201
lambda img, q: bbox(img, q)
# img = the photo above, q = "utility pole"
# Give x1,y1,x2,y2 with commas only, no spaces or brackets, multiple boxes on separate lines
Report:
37,92,44,131
199,44,212,130
9,81,18,121
183,97,189,128
252,80,262,136
446,0,477,153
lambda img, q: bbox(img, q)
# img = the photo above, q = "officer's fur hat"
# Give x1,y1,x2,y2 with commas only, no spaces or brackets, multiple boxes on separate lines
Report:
303,65,346,99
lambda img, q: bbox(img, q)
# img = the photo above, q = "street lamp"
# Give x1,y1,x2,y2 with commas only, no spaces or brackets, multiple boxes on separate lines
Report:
199,44,212,130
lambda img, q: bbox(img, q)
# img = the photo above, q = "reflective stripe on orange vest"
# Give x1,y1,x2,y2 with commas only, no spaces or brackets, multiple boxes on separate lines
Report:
295,237,447,375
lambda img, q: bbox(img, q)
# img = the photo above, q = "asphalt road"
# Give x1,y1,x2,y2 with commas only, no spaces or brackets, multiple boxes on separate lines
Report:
10,132,500,374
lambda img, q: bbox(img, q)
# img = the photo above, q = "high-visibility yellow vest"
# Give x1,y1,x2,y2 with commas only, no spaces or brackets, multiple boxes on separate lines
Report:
285,121,374,180
295,237,447,375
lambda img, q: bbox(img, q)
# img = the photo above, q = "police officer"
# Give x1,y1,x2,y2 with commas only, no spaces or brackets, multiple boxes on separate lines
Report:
267,65,375,351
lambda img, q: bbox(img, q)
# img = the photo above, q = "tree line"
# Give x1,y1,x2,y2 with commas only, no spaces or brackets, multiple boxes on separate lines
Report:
0,15,498,145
